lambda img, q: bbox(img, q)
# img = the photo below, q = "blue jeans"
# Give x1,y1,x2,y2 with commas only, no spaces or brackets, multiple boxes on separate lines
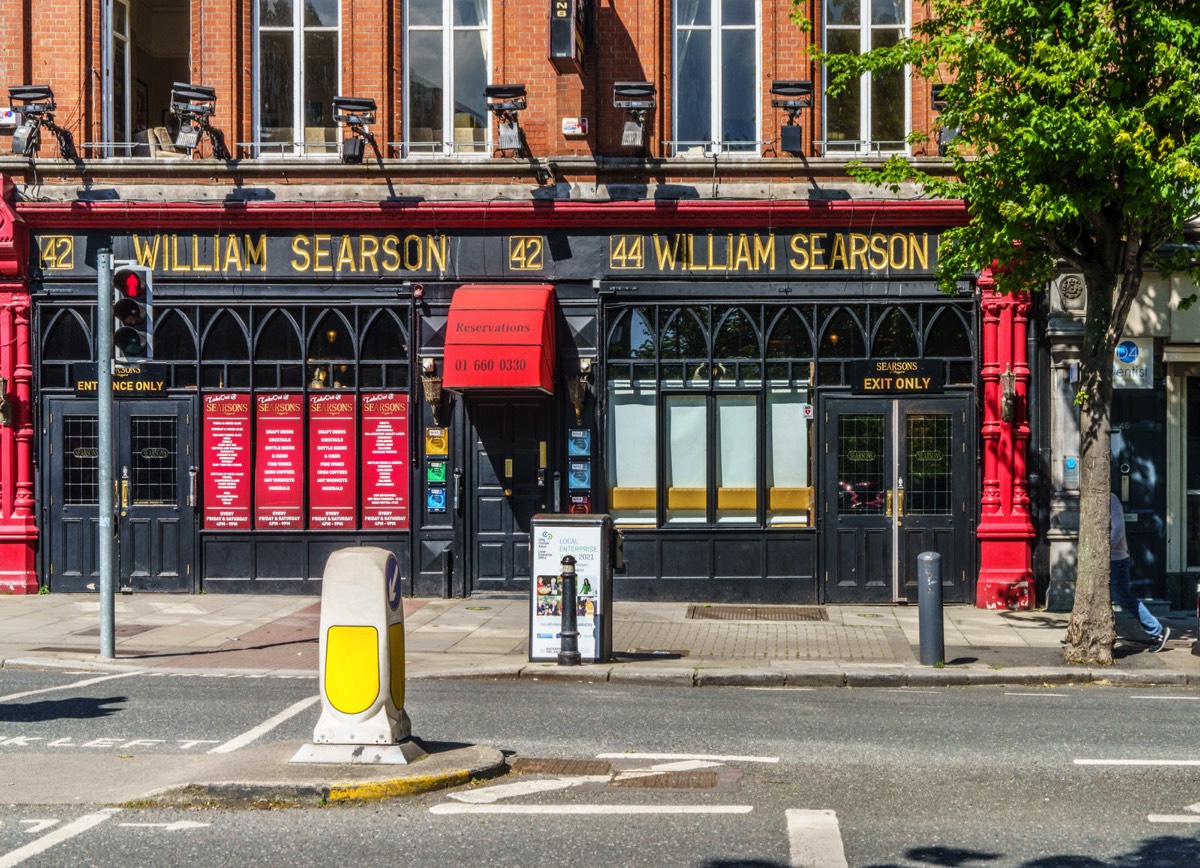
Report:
1110,557,1163,639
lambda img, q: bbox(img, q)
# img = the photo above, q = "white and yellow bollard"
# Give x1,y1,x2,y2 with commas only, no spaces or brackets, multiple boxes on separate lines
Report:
292,546,423,764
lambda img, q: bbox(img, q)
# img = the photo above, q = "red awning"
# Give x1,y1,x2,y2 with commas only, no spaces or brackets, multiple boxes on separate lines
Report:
442,284,556,393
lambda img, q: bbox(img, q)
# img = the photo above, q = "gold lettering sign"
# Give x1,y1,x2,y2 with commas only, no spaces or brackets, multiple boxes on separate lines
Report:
509,236,545,271
39,235,74,270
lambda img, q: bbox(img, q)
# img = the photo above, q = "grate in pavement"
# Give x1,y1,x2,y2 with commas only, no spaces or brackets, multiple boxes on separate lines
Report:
686,605,829,622
611,771,719,789
510,758,612,776
72,624,157,638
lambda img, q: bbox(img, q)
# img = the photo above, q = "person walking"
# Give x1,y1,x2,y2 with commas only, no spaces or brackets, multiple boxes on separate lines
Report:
1109,492,1170,652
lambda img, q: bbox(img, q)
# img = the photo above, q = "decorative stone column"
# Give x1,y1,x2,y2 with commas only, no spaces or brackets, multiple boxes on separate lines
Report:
0,176,37,593
976,268,1036,609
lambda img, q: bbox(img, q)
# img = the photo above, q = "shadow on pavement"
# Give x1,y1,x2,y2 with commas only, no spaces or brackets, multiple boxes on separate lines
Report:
0,695,126,722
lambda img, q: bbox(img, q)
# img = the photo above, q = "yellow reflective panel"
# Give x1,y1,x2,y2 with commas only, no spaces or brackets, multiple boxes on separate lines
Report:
388,623,406,710
324,625,380,715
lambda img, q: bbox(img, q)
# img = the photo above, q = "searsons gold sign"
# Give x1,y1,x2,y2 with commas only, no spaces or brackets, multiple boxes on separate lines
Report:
129,232,449,275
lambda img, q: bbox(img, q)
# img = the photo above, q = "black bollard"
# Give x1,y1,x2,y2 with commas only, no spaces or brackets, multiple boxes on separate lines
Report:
557,555,581,666
918,551,944,666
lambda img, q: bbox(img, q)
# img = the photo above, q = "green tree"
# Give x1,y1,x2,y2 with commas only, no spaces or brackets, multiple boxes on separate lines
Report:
798,0,1200,664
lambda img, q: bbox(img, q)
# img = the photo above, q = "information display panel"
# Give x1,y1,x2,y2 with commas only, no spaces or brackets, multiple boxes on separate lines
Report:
255,393,304,529
361,393,410,529
308,392,357,529
202,393,251,529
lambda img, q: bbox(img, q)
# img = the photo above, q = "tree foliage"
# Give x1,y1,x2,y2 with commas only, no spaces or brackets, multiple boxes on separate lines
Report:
799,1,1200,663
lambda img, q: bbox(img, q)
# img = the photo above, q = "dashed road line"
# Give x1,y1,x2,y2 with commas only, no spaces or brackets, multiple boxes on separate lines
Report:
0,809,119,868
787,808,848,868
431,804,753,815
208,694,319,754
596,752,779,764
1074,759,1200,767
0,671,141,704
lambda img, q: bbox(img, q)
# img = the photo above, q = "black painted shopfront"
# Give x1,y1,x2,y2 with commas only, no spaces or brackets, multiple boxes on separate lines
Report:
31,224,978,603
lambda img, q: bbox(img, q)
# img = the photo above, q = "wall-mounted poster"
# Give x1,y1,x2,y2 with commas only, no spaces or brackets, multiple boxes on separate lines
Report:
308,392,357,529
255,393,305,529
568,428,591,456
568,460,591,490
361,393,410,529
202,393,251,529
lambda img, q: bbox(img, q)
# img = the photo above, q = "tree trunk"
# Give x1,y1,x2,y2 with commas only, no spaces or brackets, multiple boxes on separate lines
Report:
1062,271,1121,665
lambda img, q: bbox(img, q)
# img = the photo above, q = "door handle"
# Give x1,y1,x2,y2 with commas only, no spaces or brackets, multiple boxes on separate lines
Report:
453,468,464,516
896,489,904,517
188,466,198,508
885,489,893,517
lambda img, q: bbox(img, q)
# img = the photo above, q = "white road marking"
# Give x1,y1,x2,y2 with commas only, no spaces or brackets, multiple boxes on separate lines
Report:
745,687,814,692
596,752,779,764
208,695,319,754
1187,802,1200,814
0,809,119,868
613,759,722,781
1074,759,1200,767
17,821,57,834
1148,815,1200,824
0,672,141,703
1137,695,1200,701
449,776,611,804
787,808,848,868
1005,692,1067,697
431,804,753,815
118,821,210,831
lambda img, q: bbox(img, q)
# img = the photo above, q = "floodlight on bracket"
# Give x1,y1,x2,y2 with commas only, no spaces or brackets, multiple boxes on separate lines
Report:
332,95,379,164
613,82,655,150
170,82,232,160
770,80,813,156
484,84,528,155
8,85,78,161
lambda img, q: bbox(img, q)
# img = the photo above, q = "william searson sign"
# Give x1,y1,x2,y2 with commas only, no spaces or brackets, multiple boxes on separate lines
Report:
849,360,945,395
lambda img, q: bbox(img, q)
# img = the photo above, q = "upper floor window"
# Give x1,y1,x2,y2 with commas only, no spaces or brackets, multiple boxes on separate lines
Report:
824,0,908,153
103,0,190,158
673,0,760,156
405,0,490,157
257,0,341,157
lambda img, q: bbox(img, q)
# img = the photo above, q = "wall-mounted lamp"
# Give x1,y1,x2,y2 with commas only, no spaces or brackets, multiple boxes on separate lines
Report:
170,82,231,160
0,376,10,428
332,95,378,164
484,84,527,155
930,83,961,156
770,80,813,155
566,358,594,425
613,82,655,151
421,357,444,425
8,85,77,160
1000,364,1016,423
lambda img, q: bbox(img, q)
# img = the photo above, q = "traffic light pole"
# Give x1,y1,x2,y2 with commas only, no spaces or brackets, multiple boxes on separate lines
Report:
97,250,115,658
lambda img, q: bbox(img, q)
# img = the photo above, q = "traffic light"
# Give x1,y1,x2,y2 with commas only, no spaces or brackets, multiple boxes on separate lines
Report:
111,262,153,362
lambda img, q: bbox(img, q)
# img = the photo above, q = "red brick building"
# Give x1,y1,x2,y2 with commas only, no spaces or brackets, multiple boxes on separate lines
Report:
0,0,1032,606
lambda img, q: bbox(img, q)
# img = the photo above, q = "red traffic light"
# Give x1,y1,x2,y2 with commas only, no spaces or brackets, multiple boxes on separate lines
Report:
119,270,144,298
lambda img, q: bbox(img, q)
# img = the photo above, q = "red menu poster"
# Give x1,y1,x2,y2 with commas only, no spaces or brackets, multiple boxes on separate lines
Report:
361,393,410,529
308,392,357,529
202,393,252,529
255,393,304,529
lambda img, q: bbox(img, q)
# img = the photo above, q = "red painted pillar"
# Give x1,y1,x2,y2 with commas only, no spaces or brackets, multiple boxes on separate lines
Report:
0,176,37,593
976,268,1035,609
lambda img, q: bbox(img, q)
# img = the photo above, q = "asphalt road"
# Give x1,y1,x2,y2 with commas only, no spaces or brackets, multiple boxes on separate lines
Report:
3,669,1200,866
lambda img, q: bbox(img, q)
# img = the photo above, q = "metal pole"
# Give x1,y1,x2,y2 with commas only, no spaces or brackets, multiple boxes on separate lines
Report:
557,555,581,666
97,250,115,658
917,551,944,666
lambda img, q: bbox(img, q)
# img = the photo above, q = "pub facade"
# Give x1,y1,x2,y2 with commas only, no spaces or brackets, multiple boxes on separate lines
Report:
0,0,1037,605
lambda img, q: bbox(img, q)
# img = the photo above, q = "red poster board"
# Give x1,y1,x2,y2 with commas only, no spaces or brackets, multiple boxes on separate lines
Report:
308,393,357,529
202,394,252,530
255,393,304,530
361,393,410,529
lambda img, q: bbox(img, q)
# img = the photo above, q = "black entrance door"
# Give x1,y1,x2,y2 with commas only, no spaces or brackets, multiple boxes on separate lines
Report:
45,397,197,593
821,395,973,603
467,396,553,593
